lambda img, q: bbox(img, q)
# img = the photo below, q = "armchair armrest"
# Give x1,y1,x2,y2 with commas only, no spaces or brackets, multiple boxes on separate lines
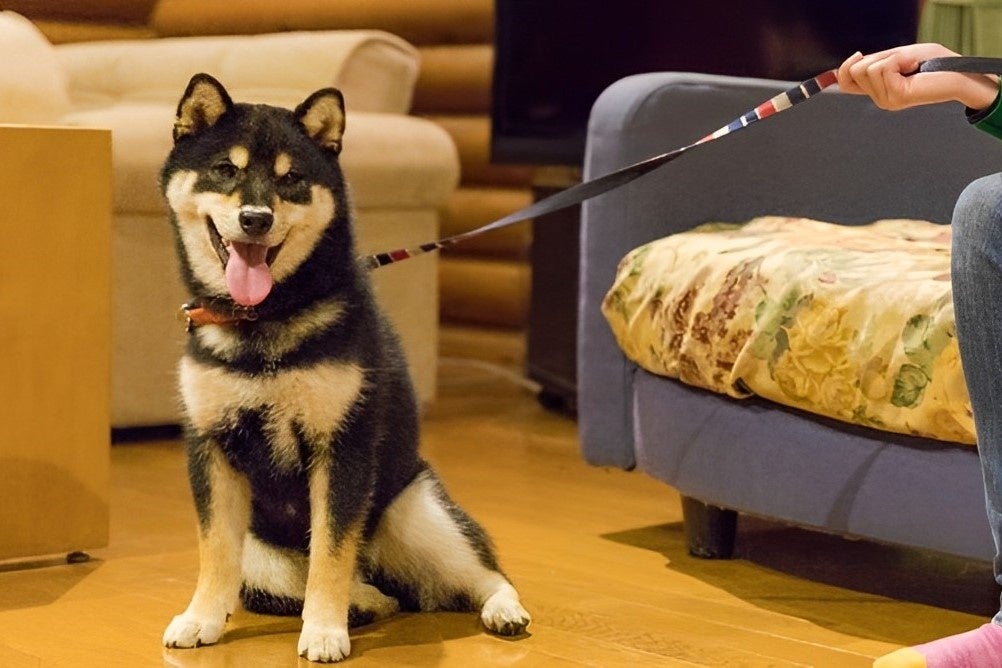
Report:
0,11,70,124
55,30,419,115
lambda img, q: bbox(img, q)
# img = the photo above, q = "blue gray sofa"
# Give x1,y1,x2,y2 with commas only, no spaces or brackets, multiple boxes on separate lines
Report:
578,71,1002,561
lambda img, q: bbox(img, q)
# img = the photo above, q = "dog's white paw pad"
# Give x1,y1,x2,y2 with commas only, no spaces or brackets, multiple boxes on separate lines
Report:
298,622,351,663
481,590,531,637
163,612,226,648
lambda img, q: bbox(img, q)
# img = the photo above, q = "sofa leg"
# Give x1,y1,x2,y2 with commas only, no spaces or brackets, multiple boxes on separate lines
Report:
681,496,737,559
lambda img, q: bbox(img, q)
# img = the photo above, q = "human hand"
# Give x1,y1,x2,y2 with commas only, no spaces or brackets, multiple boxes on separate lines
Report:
837,43,998,111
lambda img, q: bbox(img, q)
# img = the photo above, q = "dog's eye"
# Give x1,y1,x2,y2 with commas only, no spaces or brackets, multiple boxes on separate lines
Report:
212,160,239,180
279,170,304,188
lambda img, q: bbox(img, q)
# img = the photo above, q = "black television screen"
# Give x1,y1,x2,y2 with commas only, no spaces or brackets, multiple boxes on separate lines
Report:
491,0,920,165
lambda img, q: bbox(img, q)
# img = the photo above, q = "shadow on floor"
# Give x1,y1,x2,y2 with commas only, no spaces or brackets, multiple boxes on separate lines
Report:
604,517,999,645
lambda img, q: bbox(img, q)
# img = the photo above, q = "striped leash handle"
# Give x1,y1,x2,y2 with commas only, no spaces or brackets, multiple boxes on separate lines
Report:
362,56,1002,270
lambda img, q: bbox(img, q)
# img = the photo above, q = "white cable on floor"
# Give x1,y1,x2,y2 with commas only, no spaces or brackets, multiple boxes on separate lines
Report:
437,356,543,395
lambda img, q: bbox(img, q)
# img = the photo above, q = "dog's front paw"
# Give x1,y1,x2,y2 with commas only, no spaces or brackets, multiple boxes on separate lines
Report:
481,586,531,637
163,612,226,648
298,622,351,663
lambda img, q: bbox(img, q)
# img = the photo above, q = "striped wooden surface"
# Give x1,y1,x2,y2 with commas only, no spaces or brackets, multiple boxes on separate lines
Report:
0,327,991,666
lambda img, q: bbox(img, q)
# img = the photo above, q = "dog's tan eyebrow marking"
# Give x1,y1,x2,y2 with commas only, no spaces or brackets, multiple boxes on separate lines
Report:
274,152,293,178
229,146,250,169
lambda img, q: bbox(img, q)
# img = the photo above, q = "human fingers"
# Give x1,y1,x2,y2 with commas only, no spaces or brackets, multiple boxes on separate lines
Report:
857,47,990,110
837,43,989,111
860,52,913,109
838,44,959,99
845,51,903,103
836,51,866,94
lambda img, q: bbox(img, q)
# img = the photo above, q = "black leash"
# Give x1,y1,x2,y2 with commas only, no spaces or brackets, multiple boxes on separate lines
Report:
361,68,838,270
920,56,1002,75
358,56,1001,270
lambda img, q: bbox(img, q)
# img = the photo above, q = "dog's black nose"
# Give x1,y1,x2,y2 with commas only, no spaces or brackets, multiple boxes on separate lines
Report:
239,210,273,236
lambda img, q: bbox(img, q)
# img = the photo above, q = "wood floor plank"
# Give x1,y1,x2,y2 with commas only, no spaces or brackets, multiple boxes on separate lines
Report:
0,333,992,666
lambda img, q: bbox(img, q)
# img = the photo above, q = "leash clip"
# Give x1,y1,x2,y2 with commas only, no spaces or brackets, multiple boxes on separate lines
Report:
178,303,196,332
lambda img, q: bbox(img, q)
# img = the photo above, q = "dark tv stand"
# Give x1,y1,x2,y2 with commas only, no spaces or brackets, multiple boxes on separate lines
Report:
527,168,580,416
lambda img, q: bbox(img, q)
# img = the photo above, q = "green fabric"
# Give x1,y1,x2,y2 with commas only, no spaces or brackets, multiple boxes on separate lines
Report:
919,0,1002,57
969,95,1002,140
972,85,1002,140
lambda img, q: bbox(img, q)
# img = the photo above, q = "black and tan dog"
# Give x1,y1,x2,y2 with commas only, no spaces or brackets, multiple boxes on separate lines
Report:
160,74,530,662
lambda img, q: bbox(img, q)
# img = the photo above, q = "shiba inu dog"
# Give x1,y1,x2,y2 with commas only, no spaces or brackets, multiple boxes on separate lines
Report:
159,73,530,662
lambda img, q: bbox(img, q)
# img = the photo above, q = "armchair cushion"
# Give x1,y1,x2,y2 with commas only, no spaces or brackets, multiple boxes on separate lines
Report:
59,106,457,216
603,215,972,444
0,11,70,124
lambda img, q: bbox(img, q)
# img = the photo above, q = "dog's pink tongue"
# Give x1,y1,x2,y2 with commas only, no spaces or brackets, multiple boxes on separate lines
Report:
225,242,273,306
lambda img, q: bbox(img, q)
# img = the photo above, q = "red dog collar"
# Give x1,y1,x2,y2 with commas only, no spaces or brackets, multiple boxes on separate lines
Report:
179,302,258,330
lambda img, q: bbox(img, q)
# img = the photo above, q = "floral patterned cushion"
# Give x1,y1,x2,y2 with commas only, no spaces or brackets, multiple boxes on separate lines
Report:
603,216,974,444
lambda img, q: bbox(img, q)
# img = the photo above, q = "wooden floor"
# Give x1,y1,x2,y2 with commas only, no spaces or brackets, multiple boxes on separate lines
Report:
0,327,997,667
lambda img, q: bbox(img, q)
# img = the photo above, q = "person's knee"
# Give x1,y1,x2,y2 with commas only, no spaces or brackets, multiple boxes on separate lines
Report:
954,173,1002,244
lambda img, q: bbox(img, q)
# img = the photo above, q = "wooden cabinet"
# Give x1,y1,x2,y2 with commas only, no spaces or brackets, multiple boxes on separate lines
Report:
0,125,112,561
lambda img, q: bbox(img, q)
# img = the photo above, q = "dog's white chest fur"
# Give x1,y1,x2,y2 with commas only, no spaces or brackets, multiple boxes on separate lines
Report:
179,354,365,469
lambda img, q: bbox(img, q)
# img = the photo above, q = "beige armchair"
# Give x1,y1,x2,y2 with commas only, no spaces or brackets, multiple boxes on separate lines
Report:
0,11,459,428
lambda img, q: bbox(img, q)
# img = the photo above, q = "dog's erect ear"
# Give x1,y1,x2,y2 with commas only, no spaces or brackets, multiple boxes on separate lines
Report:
294,88,346,154
173,73,233,143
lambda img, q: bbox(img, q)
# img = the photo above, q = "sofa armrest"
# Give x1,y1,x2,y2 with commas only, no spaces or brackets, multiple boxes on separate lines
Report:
55,29,418,114
0,11,71,123
579,73,794,469
578,71,1002,469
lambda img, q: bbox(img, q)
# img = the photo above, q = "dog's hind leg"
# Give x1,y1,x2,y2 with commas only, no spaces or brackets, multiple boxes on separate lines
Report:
241,533,309,616
241,533,399,626
164,444,251,648
365,468,531,636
